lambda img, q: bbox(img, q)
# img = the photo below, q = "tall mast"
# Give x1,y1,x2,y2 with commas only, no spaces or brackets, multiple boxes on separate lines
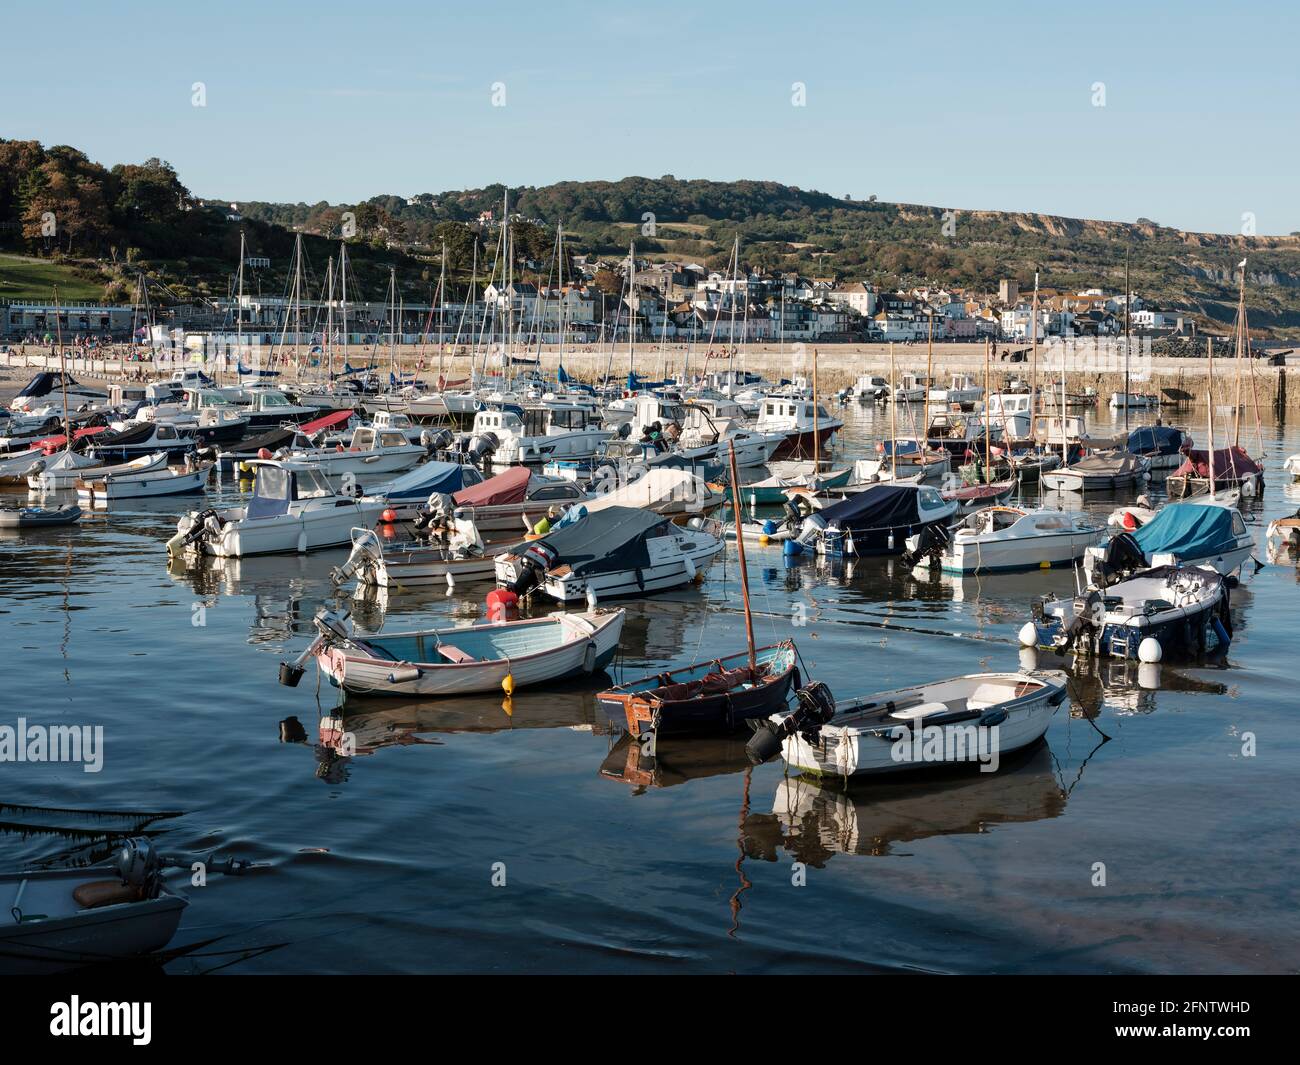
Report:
812,346,820,469
1233,259,1246,446
627,239,636,383
339,241,349,373
983,338,991,483
53,285,70,452
889,341,897,474
388,266,397,388
1030,271,1039,421
324,254,335,383
1123,247,1131,432
727,440,757,676
922,310,933,449
235,230,246,379
437,240,447,377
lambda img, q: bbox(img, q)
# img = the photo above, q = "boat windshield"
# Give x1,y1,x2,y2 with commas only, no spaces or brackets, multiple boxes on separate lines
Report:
248,466,294,519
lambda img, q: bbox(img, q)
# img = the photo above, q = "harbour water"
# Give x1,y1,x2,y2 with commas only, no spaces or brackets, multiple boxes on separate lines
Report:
2,402,1298,974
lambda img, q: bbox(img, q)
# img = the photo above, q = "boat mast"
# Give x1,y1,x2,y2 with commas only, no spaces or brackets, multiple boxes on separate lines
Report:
1123,247,1131,432
922,311,933,451
983,337,991,483
1030,271,1039,423
437,240,447,379
727,440,757,676
324,254,335,383
627,239,636,385
889,341,897,476
388,266,397,390
339,241,349,376
1233,258,1246,446
811,346,820,470
53,285,70,453
235,230,245,380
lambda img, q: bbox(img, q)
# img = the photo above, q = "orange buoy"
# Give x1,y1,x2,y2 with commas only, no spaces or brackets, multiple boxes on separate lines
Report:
381,509,398,523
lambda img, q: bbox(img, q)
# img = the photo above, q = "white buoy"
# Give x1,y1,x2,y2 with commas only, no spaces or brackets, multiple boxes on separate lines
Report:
1138,637,1163,663
1018,622,1039,647
684,556,696,580
586,586,598,610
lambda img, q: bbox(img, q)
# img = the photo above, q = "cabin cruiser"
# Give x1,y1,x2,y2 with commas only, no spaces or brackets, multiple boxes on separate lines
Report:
851,375,890,401
496,505,724,603
927,373,983,409
909,506,1106,574
278,425,427,481
623,394,781,467
461,404,611,467
892,373,929,404
985,392,1034,439
925,410,1003,459
753,396,842,459
233,387,321,428
131,388,251,443
87,421,199,461
166,460,387,558
1082,501,1254,583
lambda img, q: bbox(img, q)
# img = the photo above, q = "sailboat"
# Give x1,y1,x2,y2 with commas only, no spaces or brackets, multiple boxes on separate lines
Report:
596,441,799,738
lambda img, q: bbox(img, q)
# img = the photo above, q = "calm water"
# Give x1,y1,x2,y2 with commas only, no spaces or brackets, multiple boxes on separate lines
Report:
2,403,1298,974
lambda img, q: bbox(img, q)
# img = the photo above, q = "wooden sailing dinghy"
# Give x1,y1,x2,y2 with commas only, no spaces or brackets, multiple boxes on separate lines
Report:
596,441,800,737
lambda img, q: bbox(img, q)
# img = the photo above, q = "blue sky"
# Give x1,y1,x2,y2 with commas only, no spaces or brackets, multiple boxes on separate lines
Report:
4,0,1297,233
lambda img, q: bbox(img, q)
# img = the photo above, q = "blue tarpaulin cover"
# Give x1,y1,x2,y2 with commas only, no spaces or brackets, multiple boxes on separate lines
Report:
1128,503,1240,561
816,484,923,532
371,461,469,502
1126,425,1187,456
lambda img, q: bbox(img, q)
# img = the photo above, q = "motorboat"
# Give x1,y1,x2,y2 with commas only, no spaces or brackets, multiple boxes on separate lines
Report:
31,450,168,491
732,466,852,506
1109,391,1161,410
1166,446,1263,500
911,506,1106,574
280,606,624,697
598,642,798,738
1104,490,1239,530
793,483,957,558
166,460,387,558
1124,425,1192,471
941,479,1017,515
1023,564,1231,661
8,371,106,414
279,425,428,481
851,375,890,401
746,672,1069,778
234,387,322,428
1285,454,1300,481
1082,501,1255,583
584,467,725,522
892,373,929,404
365,459,486,519
1040,450,1148,492
461,404,610,466
495,506,723,603
752,397,842,459
78,460,213,502
927,373,983,409
88,421,199,461
214,409,356,469
332,519,501,590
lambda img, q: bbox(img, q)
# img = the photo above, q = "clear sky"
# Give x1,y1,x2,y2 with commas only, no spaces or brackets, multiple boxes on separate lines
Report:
4,0,1297,234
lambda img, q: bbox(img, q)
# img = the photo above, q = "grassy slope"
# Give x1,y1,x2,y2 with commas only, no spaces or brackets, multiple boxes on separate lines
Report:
0,254,104,302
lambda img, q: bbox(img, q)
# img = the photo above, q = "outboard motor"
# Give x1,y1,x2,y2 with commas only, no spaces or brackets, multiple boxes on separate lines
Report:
414,491,457,531
421,427,454,453
901,522,951,567
617,421,632,440
1094,531,1145,586
746,681,838,765
506,540,559,596
467,431,498,473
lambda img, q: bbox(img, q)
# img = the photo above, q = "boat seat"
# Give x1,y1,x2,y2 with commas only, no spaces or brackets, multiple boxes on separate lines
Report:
967,684,1014,710
72,880,144,910
888,700,950,721
437,644,476,664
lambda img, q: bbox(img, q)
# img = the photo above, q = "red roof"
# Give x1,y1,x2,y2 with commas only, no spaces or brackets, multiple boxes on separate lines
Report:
453,466,530,507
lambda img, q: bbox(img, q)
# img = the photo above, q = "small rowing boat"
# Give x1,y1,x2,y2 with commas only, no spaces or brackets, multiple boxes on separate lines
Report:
280,606,625,697
0,504,82,528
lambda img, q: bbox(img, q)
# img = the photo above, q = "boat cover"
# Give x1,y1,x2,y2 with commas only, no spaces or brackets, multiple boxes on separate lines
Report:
300,409,353,435
817,484,924,531
454,466,530,507
34,426,107,450
373,461,470,502
585,468,709,514
14,372,77,400
1129,503,1242,561
535,506,669,577
232,426,299,455
1126,425,1187,456
92,422,157,448
1172,446,1262,480
1071,451,1143,474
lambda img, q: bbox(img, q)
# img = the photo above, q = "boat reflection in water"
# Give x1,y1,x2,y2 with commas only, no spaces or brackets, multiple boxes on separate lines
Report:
598,733,752,791
285,685,613,783
746,743,1066,863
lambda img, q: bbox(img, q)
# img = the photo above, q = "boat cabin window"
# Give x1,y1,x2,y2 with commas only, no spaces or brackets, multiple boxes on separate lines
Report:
260,392,291,408
529,484,583,502
1033,514,1065,530
379,431,407,449
918,487,943,509
548,408,590,431
156,425,177,440
351,428,376,450
1232,513,1246,535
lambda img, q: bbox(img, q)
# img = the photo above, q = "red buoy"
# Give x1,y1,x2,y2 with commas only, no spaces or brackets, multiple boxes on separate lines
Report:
257,447,273,459
1122,511,1138,530
380,509,398,524
485,589,519,621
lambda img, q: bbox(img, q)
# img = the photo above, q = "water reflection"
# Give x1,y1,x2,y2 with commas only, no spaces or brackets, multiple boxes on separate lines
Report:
598,733,751,791
746,743,1066,863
